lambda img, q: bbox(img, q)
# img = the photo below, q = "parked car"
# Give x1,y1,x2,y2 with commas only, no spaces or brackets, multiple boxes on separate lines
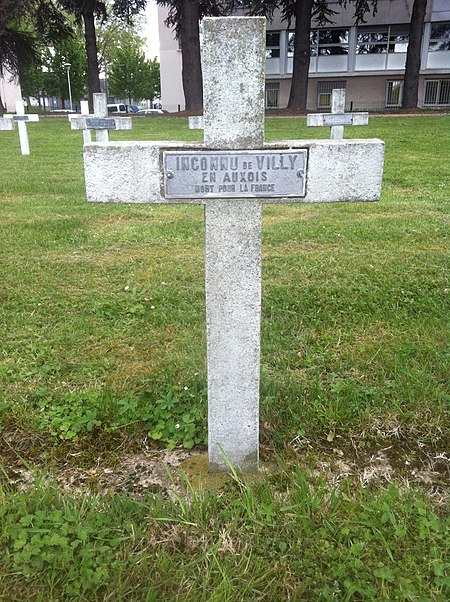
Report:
107,103,127,114
135,108,164,115
126,104,142,113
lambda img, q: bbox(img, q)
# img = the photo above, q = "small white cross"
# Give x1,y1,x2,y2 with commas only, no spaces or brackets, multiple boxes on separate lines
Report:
68,100,92,144
188,116,204,130
70,93,132,142
3,100,40,155
307,89,369,140
0,117,15,131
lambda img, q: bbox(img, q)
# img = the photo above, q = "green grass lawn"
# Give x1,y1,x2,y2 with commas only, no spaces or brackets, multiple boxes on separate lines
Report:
0,115,448,600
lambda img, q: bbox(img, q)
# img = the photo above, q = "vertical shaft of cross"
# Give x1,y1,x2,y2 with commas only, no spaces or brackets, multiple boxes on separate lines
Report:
330,89,346,140
203,17,265,472
93,94,109,142
80,100,92,144
16,101,30,155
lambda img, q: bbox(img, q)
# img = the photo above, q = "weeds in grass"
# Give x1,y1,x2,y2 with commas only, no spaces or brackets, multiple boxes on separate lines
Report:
0,115,448,600
0,469,448,600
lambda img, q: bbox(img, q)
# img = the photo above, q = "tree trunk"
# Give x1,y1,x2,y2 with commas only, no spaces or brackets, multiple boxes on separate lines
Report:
0,95,5,113
179,0,203,112
82,1,101,112
402,0,428,109
287,0,314,111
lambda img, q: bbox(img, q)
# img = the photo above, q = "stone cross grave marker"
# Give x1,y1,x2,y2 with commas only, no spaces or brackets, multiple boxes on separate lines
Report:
3,100,40,155
189,116,204,130
0,117,15,131
82,17,384,473
307,89,369,140
71,93,132,142
68,100,92,144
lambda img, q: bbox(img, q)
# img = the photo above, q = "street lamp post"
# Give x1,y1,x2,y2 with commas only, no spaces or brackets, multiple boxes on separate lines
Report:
64,63,73,111
104,59,109,101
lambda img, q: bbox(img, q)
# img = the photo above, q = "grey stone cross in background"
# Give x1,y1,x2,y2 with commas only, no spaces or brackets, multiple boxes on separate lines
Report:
68,100,92,144
71,93,132,142
82,17,384,473
307,89,369,140
3,100,40,155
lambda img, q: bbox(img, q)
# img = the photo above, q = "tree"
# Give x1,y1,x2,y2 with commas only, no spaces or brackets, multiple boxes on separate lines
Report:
18,31,87,107
109,38,160,102
402,0,427,109
0,0,74,111
156,1,234,111
57,1,147,109
0,0,73,74
243,0,378,111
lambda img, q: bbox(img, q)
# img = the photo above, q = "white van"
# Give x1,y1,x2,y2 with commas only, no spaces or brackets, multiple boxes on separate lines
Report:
107,103,127,114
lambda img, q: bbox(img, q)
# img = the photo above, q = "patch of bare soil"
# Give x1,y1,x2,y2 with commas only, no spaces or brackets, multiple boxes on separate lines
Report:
1,427,448,503
289,433,449,505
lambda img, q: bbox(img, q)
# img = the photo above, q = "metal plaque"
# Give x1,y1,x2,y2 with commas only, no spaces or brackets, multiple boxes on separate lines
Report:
322,114,354,126
163,150,307,199
13,116,30,121
85,118,116,130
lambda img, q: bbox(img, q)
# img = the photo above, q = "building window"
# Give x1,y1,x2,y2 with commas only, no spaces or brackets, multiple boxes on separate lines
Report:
288,29,348,58
266,32,280,59
388,25,409,53
357,26,388,54
265,83,279,108
428,22,450,52
317,81,346,109
318,29,349,55
356,25,409,54
386,81,403,107
424,80,450,106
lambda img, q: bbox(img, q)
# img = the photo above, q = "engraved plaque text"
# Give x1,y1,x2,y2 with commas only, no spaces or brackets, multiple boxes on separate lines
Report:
85,118,117,130
322,114,354,126
163,150,307,199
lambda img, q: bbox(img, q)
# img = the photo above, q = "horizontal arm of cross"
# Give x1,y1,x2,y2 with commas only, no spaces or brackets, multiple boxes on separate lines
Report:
71,116,132,131
83,138,384,205
307,113,369,127
3,114,40,122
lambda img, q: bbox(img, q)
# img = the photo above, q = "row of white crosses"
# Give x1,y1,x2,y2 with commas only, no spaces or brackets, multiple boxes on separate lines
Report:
189,89,369,140
1,100,40,155
70,93,132,141
82,17,385,473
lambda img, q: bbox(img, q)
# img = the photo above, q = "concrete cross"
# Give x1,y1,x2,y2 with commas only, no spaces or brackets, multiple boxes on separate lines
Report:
3,100,40,155
68,100,92,144
0,117,15,131
189,116,204,130
307,89,369,140
71,93,132,142
82,17,384,473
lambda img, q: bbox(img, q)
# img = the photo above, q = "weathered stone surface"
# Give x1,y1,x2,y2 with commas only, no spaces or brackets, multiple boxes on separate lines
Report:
205,200,262,472
203,17,265,150
188,116,204,130
84,141,200,204
0,118,15,130
203,16,265,472
81,16,385,476
84,139,384,205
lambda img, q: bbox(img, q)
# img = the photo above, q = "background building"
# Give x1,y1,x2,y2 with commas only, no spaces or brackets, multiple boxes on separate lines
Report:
0,70,22,112
158,0,450,112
